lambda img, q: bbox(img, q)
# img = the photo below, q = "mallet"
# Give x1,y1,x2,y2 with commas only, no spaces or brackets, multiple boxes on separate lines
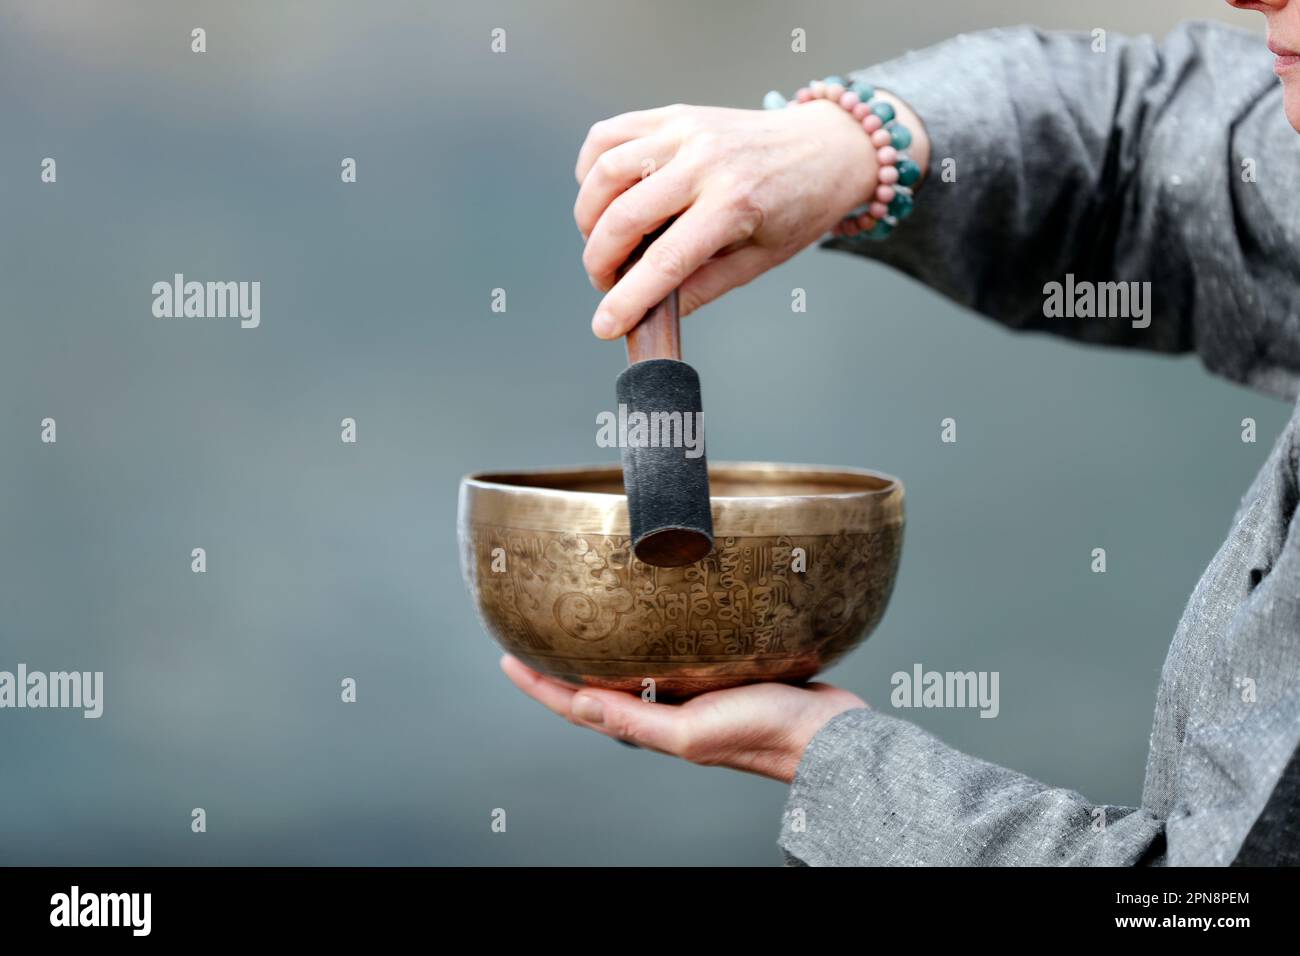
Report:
614,229,714,567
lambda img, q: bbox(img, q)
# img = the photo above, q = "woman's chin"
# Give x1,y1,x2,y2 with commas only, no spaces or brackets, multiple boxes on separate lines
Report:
1284,82,1300,134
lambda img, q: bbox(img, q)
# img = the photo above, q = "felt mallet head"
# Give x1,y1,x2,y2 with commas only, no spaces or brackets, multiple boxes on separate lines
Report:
615,233,714,568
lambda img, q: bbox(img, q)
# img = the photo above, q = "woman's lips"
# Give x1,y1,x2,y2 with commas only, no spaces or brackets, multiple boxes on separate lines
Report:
1269,40,1300,75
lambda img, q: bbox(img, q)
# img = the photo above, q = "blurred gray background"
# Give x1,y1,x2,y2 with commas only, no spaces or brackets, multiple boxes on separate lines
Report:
0,0,1281,865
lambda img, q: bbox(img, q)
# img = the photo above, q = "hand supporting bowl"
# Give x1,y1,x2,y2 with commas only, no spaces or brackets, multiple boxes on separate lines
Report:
458,462,904,699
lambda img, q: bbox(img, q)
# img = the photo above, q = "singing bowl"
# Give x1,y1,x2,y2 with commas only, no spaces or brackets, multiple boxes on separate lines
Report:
458,462,904,698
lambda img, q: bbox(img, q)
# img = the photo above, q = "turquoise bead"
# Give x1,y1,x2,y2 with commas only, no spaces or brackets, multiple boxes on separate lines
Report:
870,101,895,123
887,122,912,150
865,219,894,241
895,157,922,187
888,192,914,219
823,75,845,87
763,90,788,110
850,81,875,101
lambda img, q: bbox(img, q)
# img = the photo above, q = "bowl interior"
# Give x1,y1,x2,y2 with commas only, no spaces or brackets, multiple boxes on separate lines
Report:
468,462,896,500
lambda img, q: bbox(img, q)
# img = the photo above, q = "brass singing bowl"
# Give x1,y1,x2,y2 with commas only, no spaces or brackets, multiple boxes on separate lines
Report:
458,462,904,699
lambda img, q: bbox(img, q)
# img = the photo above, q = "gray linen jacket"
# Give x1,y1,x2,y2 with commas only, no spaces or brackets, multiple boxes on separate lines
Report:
780,22,1300,866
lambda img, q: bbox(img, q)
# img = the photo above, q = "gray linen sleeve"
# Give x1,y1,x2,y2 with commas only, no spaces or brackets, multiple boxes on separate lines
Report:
825,22,1300,398
779,709,1165,866
777,20,1300,868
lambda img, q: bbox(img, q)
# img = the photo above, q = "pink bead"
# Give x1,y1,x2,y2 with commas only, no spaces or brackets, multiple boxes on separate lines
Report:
878,165,900,185
870,129,892,148
795,87,813,103
839,91,860,110
851,102,871,120
857,213,876,230
863,114,883,133
869,202,889,220
826,83,845,100
877,145,898,165
809,80,827,97
875,185,896,203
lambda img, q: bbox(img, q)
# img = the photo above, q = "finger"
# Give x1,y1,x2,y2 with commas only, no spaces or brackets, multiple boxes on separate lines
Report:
676,244,774,318
499,655,579,719
591,197,759,339
500,656,669,747
575,106,679,184
574,132,681,239
565,687,690,754
581,168,697,294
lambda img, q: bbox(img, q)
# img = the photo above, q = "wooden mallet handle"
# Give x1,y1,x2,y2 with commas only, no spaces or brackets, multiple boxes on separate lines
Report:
621,224,681,363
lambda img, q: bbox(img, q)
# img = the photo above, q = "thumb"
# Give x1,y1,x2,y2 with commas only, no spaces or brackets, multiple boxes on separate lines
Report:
677,245,774,318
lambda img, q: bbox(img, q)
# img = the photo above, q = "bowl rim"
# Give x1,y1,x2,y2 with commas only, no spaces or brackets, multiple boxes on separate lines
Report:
459,461,904,537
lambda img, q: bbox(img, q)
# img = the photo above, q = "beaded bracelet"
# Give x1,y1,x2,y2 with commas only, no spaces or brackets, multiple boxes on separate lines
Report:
763,77,921,241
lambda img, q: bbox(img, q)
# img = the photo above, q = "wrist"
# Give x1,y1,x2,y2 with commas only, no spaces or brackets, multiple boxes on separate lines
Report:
801,98,880,219
767,77,927,240
776,693,868,784
871,89,929,190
